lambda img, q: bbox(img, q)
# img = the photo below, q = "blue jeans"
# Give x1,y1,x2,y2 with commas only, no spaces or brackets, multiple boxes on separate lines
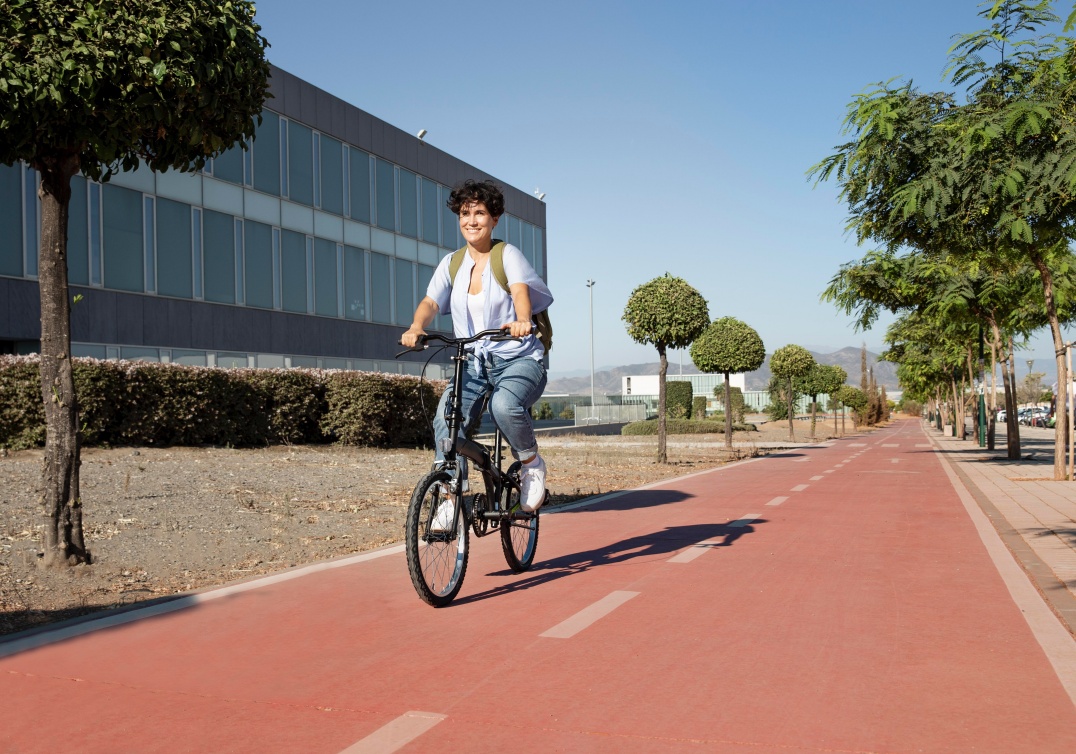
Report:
434,354,547,463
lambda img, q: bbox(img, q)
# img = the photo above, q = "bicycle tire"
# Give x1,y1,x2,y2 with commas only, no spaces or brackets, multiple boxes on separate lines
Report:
405,469,469,606
500,468,539,572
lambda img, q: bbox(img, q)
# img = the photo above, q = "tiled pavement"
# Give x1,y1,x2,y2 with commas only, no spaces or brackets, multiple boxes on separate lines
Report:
927,422,1076,634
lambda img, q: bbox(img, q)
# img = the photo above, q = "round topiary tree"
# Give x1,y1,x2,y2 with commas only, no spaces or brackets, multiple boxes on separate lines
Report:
0,0,270,566
769,345,816,441
690,317,765,448
795,363,847,441
623,273,709,463
819,364,848,436
836,385,868,432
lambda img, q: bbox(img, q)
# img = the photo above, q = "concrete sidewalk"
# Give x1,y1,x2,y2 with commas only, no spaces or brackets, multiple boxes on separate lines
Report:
925,422,1076,634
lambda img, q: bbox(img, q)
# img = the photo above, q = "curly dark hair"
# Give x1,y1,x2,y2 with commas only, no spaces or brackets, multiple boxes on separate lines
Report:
447,179,505,218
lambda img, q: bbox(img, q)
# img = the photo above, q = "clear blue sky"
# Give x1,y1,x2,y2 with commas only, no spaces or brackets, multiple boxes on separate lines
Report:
252,0,1070,380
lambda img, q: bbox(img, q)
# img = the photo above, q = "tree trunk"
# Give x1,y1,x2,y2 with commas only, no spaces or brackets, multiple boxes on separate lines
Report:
967,346,979,444
833,395,839,437
1005,338,1021,458
987,337,997,450
787,377,796,441
35,152,89,567
840,403,845,434
1030,252,1066,477
810,398,817,440
657,344,668,464
723,372,733,450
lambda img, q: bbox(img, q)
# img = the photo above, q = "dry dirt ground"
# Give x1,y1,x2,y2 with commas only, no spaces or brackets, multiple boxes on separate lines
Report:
1,420,849,636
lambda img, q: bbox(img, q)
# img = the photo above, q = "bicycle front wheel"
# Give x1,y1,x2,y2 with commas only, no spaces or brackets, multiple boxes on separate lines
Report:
500,476,539,572
405,470,469,606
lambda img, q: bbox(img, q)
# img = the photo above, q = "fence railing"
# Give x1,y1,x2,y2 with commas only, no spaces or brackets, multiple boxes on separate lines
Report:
573,403,649,426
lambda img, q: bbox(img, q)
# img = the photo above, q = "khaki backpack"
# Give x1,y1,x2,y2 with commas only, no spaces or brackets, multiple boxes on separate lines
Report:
447,241,553,352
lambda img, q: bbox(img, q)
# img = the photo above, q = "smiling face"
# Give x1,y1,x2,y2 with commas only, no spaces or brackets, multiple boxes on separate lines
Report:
458,200,499,250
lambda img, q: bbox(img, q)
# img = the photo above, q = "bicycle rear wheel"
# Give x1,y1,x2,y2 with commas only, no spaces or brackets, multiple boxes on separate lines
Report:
405,470,469,606
500,474,539,572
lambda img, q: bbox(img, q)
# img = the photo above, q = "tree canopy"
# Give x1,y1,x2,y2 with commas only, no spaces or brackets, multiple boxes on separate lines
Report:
623,273,709,462
690,316,765,448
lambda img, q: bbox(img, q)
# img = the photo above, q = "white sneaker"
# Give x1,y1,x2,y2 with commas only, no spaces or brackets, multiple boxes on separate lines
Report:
430,496,456,532
519,454,546,513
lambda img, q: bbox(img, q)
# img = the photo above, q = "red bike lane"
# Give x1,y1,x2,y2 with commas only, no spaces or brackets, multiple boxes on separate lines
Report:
3,420,1075,753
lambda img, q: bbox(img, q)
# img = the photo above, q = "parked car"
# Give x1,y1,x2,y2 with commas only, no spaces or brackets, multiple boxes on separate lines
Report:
996,410,1007,422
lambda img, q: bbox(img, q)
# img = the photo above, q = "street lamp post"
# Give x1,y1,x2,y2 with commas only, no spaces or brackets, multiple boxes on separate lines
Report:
586,280,596,420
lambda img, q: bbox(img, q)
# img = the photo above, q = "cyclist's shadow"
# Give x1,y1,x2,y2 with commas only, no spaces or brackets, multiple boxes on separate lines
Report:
453,517,766,605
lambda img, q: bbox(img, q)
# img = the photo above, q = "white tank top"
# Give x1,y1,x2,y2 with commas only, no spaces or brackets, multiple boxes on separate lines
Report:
467,292,486,333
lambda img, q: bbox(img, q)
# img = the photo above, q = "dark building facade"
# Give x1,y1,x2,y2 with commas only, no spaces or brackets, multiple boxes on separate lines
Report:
0,64,548,377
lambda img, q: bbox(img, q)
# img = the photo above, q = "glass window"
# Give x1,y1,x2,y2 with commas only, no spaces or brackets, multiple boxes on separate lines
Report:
156,198,192,298
394,258,414,325
144,197,156,293
322,357,347,370
399,169,418,238
24,166,38,277
192,208,203,298
521,221,535,268
313,237,338,316
287,121,313,206
213,142,245,185
319,135,343,215
172,349,207,366
291,355,318,368
535,227,544,277
375,158,395,231
89,183,102,286
0,163,23,276
244,220,273,309
343,245,366,320
120,347,160,362
234,219,244,304
370,251,392,323
349,149,371,223
508,215,522,249
72,343,106,359
280,229,308,313
217,352,248,368
417,264,440,328
253,110,280,195
441,185,458,249
102,184,143,292
420,178,439,244
202,209,235,304
67,176,88,285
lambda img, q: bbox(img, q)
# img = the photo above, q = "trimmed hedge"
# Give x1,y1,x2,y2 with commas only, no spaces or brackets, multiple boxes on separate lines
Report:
692,396,707,419
665,380,693,419
0,355,444,449
622,419,756,436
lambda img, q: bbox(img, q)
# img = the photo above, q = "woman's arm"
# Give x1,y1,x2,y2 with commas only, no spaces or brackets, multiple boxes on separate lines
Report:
401,296,439,347
504,283,533,337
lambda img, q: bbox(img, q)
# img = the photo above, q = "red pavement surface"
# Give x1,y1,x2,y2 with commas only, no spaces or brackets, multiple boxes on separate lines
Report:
3,420,1076,753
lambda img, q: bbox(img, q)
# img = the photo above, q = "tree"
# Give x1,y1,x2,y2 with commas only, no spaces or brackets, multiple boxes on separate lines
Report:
769,345,816,441
1019,372,1047,405
836,386,868,430
623,274,709,463
818,364,848,436
795,363,845,440
690,317,765,448
0,1,270,565
810,1,1076,477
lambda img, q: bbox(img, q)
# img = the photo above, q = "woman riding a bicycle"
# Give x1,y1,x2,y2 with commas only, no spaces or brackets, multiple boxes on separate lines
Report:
400,179,553,520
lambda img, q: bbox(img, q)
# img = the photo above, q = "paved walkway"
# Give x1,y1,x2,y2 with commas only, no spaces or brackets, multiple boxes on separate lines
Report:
3,419,1076,753
927,423,1076,633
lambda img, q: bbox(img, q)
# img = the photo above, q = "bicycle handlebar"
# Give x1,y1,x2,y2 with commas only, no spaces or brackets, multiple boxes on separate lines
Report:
395,325,532,356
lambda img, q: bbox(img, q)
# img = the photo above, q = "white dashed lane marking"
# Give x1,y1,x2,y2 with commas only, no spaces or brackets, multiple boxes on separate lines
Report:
669,541,721,563
791,484,809,492
810,476,824,481
729,514,761,527
540,591,640,639
766,496,789,507
339,711,447,754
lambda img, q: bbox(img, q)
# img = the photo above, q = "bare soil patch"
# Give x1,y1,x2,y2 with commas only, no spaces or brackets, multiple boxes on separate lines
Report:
1,421,842,636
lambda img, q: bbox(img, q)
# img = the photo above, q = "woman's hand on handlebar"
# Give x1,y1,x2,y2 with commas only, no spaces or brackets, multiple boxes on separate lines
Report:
400,327,428,348
501,320,534,339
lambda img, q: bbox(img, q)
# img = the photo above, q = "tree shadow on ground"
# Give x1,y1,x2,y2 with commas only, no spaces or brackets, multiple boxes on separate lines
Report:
454,519,767,606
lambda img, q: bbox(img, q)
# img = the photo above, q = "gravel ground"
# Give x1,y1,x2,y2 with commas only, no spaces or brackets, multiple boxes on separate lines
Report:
0,420,844,636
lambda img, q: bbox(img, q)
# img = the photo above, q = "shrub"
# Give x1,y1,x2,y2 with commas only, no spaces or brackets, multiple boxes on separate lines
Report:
0,356,445,449
727,386,746,423
560,405,575,420
321,371,444,448
692,395,707,419
666,380,693,419
0,356,46,450
622,419,755,435
535,401,554,420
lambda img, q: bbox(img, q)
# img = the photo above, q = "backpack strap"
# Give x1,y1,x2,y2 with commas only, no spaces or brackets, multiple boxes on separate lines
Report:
448,241,510,294
489,241,511,295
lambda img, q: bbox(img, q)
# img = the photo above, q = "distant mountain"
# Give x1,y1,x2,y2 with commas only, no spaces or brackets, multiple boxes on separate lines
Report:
546,348,898,395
